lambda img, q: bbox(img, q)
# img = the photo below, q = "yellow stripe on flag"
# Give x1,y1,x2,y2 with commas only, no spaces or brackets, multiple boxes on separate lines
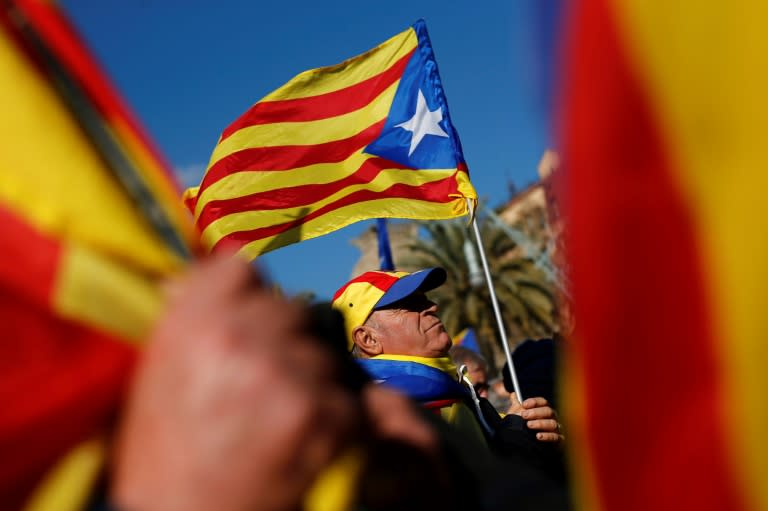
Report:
562,338,603,511
199,165,462,246
261,27,417,101
24,438,107,511
53,243,164,342
236,194,470,260
207,81,399,168
612,2,768,508
194,151,373,211
0,29,183,277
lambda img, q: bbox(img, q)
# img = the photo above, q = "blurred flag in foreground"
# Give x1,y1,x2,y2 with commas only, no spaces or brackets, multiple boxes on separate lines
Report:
0,1,195,509
184,20,476,260
563,1,768,510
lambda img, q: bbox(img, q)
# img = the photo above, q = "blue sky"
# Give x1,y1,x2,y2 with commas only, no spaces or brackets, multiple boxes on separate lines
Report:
61,1,552,300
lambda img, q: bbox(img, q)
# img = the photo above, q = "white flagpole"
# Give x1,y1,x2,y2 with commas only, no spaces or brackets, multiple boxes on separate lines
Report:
467,200,524,401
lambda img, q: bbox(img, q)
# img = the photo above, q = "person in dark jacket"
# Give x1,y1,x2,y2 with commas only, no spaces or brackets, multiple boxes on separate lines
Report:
331,268,565,463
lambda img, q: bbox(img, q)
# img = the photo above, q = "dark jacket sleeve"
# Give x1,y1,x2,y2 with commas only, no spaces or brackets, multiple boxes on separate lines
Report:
478,398,568,485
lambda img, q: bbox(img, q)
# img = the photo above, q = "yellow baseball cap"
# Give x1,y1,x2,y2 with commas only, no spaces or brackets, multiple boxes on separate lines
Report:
331,268,447,350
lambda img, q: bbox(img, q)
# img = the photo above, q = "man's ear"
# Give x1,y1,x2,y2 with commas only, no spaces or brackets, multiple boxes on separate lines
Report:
352,325,382,357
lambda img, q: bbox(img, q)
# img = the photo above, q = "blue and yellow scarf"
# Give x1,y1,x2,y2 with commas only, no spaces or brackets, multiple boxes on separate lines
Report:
356,355,467,402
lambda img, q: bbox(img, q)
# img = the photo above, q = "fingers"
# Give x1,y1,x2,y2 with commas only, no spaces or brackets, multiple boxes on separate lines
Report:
176,251,258,304
533,431,564,443
518,396,565,444
527,419,564,443
150,254,263,354
521,396,549,409
521,405,556,421
525,418,559,433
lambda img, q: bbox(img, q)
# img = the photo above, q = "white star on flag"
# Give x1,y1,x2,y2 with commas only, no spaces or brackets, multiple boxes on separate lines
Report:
396,89,449,156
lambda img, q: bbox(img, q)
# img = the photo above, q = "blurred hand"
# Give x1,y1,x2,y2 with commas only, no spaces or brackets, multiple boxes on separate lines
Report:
508,394,563,443
112,254,359,511
362,385,437,453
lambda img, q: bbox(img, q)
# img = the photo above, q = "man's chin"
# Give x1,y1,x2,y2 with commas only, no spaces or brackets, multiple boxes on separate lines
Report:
435,333,453,356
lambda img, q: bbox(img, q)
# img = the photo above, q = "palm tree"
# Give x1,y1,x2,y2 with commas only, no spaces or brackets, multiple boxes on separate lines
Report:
398,216,557,370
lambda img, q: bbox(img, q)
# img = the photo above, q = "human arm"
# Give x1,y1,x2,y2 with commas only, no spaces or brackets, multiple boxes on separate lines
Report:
110,255,359,511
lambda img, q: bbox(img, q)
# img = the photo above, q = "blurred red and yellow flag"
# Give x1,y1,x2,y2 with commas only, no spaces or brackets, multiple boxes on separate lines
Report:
184,20,476,260
0,1,196,509
562,0,768,510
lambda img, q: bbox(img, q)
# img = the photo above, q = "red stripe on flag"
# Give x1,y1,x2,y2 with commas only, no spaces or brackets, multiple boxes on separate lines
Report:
0,292,136,508
183,191,198,216
199,119,387,192
332,272,401,302
563,1,743,509
0,205,60,308
210,174,461,251
196,157,410,232
220,49,415,141
0,207,137,507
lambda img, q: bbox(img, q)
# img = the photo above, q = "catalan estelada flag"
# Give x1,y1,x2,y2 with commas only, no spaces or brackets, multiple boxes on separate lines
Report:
183,20,476,260
562,1,768,510
0,1,195,509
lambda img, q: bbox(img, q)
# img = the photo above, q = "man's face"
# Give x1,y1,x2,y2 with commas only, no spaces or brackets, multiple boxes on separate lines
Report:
366,292,452,358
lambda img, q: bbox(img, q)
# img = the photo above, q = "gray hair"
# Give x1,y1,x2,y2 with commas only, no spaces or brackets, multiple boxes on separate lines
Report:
449,345,488,372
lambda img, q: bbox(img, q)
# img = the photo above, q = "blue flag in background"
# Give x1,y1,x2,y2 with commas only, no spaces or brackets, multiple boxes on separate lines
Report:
453,328,481,354
377,218,395,271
